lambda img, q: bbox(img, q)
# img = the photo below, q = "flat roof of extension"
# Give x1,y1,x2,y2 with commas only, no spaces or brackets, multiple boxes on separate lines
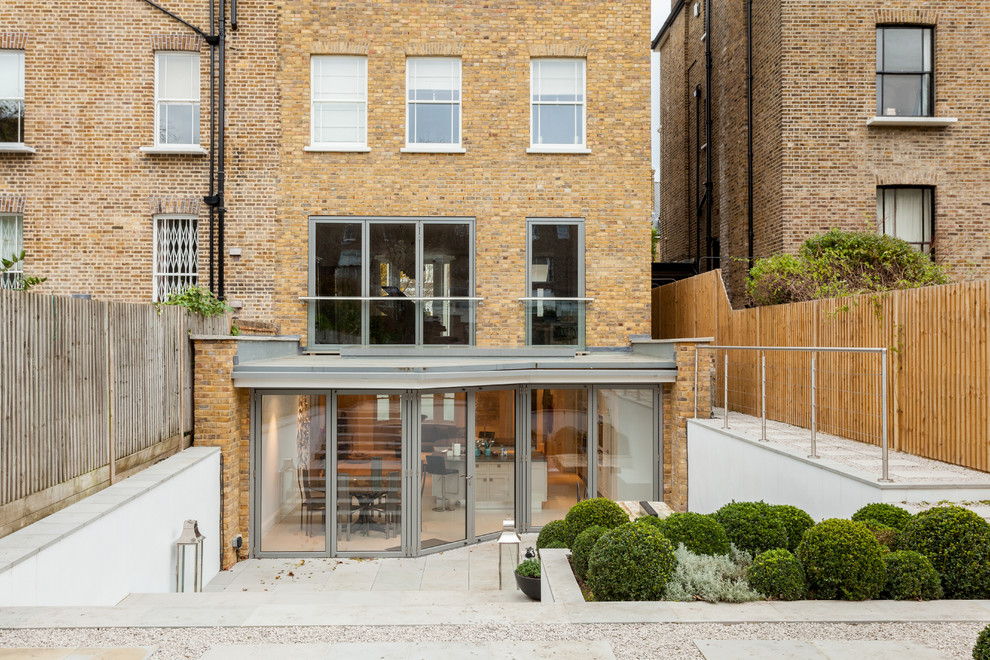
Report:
232,352,677,390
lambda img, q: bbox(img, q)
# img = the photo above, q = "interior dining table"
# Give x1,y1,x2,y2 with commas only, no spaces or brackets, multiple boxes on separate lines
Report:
336,457,401,535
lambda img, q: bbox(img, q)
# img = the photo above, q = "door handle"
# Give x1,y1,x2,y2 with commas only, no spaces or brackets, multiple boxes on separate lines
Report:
463,474,474,482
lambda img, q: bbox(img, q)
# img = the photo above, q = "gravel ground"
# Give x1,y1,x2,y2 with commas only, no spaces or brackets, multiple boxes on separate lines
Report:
0,622,985,659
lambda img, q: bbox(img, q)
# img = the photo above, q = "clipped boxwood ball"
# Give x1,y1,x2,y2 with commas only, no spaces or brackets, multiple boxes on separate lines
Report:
882,550,942,601
570,525,608,580
852,503,913,531
900,505,990,599
796,519,886,600
536,519,571,549
861,520,900,552
770,505,815,553
747,548,806,601
586,522,676,601
649,512,731,556
713,501,789,556
974,623,990,660
564,498,629,547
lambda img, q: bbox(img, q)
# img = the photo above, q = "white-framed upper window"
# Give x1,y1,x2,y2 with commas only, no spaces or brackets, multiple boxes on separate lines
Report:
0,50,25,144
530,58,586,150
310,55,367,149
153,215,198,302
155,52,200,147
406,57,461,148
0,213,23,289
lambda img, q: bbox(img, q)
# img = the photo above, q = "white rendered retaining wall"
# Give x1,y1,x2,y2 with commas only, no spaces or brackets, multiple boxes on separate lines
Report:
0,447,220,606
687,420,990,520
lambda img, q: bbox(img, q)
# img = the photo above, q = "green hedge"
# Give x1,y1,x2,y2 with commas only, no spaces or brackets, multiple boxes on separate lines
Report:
851,503,913,531
770,505,815,553
564,498,629,547
536,520,571,549
747,548,806,601
570,525,608,580
900,505,990,599
586,522,676,601
796,519,886,600
974,624,990,660
643,512,731,556
713,501,789,556
882,550,941,601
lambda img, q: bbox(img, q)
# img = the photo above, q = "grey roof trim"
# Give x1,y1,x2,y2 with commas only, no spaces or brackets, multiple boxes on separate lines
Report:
652,0,686,50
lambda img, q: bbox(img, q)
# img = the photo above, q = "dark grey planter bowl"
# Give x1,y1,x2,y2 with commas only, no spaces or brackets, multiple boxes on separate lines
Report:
515,571,541,600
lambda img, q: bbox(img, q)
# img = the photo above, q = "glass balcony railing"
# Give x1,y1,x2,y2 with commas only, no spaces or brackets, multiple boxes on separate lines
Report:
521,298,589,349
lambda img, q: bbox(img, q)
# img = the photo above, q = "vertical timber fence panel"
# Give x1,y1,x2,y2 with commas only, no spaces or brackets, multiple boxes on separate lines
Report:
653,270,990,473
0,291,214,537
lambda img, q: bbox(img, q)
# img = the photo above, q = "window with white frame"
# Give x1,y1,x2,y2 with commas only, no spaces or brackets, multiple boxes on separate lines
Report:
154,215,198,301
155,52,200,146
531,59,586,149
311,55,367,149
406,57,461,147
0,213,23,289
0,50,25,144
877,187,934,253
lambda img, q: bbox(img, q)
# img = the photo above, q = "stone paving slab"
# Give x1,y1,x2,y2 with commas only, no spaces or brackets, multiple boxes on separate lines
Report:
695,639,948,659
0,649,155,660
198,641,616,660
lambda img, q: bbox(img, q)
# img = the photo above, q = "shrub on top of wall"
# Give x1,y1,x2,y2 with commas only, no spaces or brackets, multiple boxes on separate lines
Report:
642,512,731,557
536,520,571,550
747,548,807,601
570,525,608,581
796,519,886,600
851,503,914,531
564,498,630,547
770,505,815,553
882,550,942,601
899,505,990,599
712,501,789,556
586,522,676,601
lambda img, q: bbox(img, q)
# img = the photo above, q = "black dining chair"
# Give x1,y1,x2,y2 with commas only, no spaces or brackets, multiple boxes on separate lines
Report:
425,453,458,512
300,469,326,537
336,473,357,541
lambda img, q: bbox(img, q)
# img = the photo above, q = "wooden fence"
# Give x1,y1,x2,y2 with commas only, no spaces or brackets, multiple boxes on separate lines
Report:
0,290,230,536
652,270,990,473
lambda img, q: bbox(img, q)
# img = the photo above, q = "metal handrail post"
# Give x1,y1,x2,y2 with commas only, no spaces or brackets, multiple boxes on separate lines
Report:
760,352,766,441
723,351,729,429
809,352,818,458
879,349,891,482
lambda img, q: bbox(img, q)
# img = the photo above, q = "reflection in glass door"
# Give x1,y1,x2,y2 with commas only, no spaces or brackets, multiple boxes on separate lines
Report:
336,394,403,553
474,390,515,536
420,392,468,549
597,389,655,501
530,388,588,527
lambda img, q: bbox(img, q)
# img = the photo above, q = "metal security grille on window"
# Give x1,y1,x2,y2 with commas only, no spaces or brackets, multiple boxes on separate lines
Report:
312,56,367,146
876,27,932,117
407,58,461,145
0,214,23,290
155,217,198,301
157,53,200,146
0,50,25,143
531,59,585,146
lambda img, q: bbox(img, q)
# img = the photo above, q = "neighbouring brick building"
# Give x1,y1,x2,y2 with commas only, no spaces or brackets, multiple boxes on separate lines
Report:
654,0,990,303
5,1,701,565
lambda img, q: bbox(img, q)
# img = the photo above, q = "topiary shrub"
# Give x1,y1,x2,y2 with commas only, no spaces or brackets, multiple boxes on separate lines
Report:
861,520,900,552
664,544,761,603
571,525,608,581
882,550,942,601
645,512,731,557
747,548,806,601
515,558,541,578
851,503,914,531
712,501,789,556
974,623,990,660
796,519,886,600
536,520,571,550
770,505,815,553
900,505,990,599
586,522,677,601
564,498,629,547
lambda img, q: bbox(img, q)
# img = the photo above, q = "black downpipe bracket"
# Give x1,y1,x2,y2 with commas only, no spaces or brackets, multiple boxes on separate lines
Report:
703,0,713,271
746,0,755,267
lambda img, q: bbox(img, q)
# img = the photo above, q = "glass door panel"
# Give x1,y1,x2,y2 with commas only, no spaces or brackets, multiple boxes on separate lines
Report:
420,392,468,549
336,394,403,553
258,394,327,553
474,389,516,536
596,389,655,501
530,388,588,527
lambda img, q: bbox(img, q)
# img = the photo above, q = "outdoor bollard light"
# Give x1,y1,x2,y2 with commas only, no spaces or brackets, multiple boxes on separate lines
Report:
175,519,205,593
497,518,521,590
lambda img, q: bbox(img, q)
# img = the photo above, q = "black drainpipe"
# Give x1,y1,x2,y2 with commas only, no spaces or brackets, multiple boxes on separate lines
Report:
746,0,755,267
216,0,227,300
703,0,713,271
694,85,702,264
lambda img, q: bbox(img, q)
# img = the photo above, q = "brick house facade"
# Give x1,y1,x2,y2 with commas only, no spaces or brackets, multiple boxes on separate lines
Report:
654,0,990,304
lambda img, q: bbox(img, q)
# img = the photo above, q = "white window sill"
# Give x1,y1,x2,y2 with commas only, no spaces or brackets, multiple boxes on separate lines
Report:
866,117,958,128
400,145,466,154
140,145,209,155
0,143,36,153
304,145,371,152
527,146,592,154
